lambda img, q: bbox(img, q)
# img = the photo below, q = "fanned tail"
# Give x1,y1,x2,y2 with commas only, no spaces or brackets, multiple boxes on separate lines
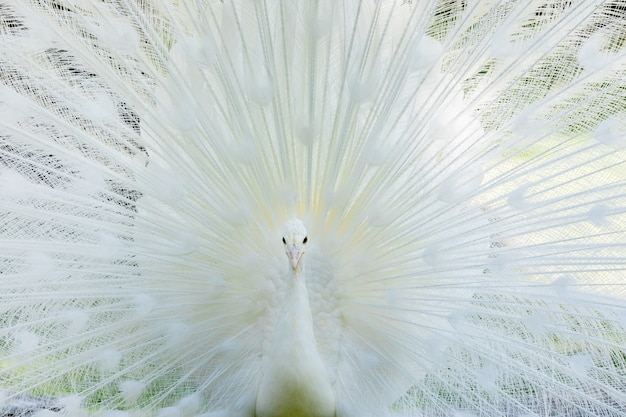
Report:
1,1,626,416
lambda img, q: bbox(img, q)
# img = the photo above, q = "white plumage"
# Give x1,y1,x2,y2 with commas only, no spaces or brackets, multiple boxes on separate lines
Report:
1,1,626,416
255,219,335,417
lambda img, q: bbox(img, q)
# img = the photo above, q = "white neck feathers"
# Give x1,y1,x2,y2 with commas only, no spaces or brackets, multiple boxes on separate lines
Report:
255,261,336,417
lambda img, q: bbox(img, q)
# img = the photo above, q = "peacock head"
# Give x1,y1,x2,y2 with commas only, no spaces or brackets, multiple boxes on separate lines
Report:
282,219,308,271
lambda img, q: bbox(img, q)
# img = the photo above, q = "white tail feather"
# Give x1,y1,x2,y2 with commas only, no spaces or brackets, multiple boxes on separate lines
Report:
1,1,626,416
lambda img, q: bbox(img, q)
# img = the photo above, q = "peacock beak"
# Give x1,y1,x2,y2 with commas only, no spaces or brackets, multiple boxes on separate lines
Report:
287,246,303,270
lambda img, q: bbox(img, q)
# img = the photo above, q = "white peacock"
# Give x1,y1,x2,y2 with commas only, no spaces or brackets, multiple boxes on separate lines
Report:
0,1,626,417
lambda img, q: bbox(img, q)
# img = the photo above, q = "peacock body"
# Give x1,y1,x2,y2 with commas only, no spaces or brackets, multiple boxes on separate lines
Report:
1,1,626,416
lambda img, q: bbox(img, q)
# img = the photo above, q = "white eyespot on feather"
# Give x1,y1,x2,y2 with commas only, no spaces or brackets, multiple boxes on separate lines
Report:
55,395,84,416
119,380,146,404
363,134,393,165
447,311,467,333
304,1,334,38
524,312,548,336
74,163,107,194
142,162,186,202
438,167,484,204
0,86,32,126
568,354,592,376
511,103,541,137
475,366,498,393
133,294,157,319
358,351,382,374
422,242,442,267
176,35,217,68
578,32,616,71
508,184,533,211
0,169,33,197
165,321,191,348
154,79,199,132
551,276,575,298
95,232,123,258
230,132,258,164
409,36,442,70
177,394,202,414
23,251,55,284
77,90,117,123
98,349,122,372
488,254,514,277
10,4,62,51
296,121,319,146
174,231,200,255
594,115,626,149
245,63,274,105
348,67,381,102
13,331,40,354
61,310,90,335
84,15,140,52
366,203,394,227
588,204,611,227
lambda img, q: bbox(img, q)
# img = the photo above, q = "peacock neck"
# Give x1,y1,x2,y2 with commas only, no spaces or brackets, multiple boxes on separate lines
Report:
275,262,317,368
255,260,335,417
286,264,310,320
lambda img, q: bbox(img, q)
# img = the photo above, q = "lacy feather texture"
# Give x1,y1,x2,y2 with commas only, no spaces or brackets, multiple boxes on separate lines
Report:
1,1,626,416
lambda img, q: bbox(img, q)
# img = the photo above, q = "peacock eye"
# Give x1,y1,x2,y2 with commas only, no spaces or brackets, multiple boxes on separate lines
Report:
303,236,308,244
282,237,286,244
